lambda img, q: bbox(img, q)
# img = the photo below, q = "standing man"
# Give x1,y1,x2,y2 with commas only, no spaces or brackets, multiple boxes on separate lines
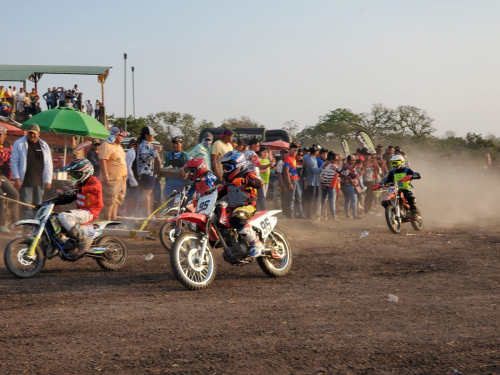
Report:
163,136,189,199
0,126,19,233
98,127,128,221
86,139,101,177
276,148,288,213
125,139,139,214
14,88,26,116
29,88,39,111
283,143,304,219
362,150,378,213
187,132,213,171
22,93,31,120
244,138,270,211
302,144,326,220
42,88,55,110
57,87,66,108
211,129,234,183
382,146,394,172
52,87,59,108
11,124,53,219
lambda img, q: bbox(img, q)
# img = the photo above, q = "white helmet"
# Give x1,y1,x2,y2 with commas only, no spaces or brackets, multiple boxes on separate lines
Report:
390,155,405,170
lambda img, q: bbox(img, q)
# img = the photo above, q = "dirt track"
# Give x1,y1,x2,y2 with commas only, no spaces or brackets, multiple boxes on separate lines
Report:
0,211,499,374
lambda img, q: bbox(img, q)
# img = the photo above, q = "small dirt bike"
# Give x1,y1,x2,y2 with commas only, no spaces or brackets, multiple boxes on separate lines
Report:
4,193,128,279
372,174,423,234
168,185,292,290
159,186,196,252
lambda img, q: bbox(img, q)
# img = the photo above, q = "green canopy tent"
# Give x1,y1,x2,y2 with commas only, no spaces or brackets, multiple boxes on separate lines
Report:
23,107,110,165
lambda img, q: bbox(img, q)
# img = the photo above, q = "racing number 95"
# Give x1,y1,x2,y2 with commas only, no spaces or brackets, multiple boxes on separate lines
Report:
260,218,272,235
199,200,210,211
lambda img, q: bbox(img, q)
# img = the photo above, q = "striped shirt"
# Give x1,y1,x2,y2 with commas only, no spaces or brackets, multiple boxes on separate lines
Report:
321,164,339,187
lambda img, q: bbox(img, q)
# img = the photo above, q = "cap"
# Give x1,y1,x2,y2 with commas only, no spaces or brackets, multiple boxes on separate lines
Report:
280,148,289,154
219,129,234,137
376,144,383,148
309,144,320,152
290,143,299,149
107,127,129,143
91,138,101,145
236,137,246,146
27,124,40,133
0,126,6,135
203,132,213,141
172,136,183,143
367,149,376,155
141,126,158,137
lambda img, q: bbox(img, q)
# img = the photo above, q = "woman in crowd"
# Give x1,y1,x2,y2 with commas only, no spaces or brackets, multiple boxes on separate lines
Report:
257,146,271,211
340,154,361,220
137,126,162,216
320,152,340,222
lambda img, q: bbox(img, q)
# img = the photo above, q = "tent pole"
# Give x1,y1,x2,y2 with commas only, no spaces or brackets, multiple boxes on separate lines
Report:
63,135,67,166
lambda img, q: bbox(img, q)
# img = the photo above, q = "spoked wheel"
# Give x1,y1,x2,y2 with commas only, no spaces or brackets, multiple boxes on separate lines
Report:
411,216,424,231
95,236,128,271
4,238,45,279
385,206,401,234
159,221,184,252
170,233,216,290
258,228,292,277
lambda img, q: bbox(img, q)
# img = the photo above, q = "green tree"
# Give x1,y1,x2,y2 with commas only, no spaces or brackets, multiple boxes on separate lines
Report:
281,120,300,138
391,105,436,139
360,104,394,137
107,115,147,137
221,116,263,128
298,108,362,142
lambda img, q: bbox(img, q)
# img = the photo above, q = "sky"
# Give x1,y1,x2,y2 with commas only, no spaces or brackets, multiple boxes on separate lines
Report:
7,0,500,137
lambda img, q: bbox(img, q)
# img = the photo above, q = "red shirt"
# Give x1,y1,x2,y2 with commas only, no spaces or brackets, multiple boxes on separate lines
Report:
77,176,103,220
284,155,299,181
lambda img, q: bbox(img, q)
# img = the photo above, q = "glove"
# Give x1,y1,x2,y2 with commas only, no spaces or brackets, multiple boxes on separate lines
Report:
233,178,245,187
34,203,44,211
65,189,77,197
411,173,421,180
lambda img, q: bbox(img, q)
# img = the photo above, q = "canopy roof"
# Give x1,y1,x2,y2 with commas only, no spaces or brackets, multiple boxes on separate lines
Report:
0,65,112,82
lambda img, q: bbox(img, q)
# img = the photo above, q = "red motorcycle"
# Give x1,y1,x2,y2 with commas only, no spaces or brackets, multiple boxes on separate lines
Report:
372,174,424,234
167,185,292,290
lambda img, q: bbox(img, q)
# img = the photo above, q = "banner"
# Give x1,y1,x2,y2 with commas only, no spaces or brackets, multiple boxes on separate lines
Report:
341,138,350,157
355,131,375,152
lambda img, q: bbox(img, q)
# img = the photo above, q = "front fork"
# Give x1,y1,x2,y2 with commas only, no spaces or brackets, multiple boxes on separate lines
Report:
197,214,212,265
27,223,46,257
391,198,401,220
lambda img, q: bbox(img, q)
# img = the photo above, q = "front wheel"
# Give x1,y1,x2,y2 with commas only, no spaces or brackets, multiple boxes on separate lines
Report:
95,236,128,271
159,221,184,252
258,228,293,278
385,205,401,234
4,238,45,279
170,233,217,290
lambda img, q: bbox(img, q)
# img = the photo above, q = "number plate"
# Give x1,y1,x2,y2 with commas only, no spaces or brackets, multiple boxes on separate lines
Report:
196,190,217,214
173,195,180,206
386,186,397,194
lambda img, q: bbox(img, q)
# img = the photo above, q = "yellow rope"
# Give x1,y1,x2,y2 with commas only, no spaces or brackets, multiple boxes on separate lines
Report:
139,196,174,231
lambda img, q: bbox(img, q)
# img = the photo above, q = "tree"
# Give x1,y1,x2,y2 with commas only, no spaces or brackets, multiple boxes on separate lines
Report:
359,104,394,137
221,116,263,128
107,115,147,138
281,120,300,138
298,108,362,142
391,105,436,139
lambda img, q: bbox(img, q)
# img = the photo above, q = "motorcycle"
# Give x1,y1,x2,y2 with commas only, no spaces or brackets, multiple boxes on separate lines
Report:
4,192,128,279
372,174,424,234
158,186,196,252
168,185,292,290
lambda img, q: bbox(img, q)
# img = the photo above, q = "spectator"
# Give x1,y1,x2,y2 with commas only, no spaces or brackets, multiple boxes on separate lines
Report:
164,136,189,199
340,154,361,220
22,94,31,120
73,84,79,94
276,148,288,213
125,139,140,215
302,144,326,219
382,146,394,171
11,124,53,219
258,146,271,210
4,86,13,107
320,151,340,222
29,88,39,109
14,88,25,114
57,87,66,107
95,101,101,120
0,86,4,99
70,90,78,108
52,87,59,108
137,127,162,216
0,126,19,233
98,127,128,221
187,132,213,171
86,139,101,177
32,102,42,115
283,143,304,219
211,129,234,183
269,155,280,209
43,88,55,110
317,148,328,167
362,150,378,213
245,138,270,211
0,98,11,117
233,137,245,152
85,100,93,116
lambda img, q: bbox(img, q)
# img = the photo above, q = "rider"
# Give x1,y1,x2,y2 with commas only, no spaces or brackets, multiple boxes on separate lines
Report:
216,151,264,259
184,158,217,199
379,155,421,220
39,158,103,259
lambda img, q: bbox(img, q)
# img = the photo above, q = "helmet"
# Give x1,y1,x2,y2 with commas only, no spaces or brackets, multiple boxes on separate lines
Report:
184,158,207,180
217,151,246,180
62,158,94,187
390,155,405,170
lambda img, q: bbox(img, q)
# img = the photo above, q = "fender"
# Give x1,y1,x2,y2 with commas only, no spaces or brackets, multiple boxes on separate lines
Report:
10,219,41,228
248,210,281,241
168,213,219,241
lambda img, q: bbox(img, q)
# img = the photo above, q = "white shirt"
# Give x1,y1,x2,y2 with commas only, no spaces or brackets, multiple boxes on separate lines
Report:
125,148,138,187
276,160,284,173
244,150,261,177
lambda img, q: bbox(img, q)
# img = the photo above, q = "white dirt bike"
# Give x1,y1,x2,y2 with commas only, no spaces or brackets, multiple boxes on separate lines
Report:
168,185,292,290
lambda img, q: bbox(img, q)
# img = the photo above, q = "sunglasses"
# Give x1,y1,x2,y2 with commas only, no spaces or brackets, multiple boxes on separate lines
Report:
222,164,236,173
298,154,304,156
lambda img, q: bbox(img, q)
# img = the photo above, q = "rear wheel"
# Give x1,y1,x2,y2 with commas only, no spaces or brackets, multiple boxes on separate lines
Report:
411,216,424,231
4,238,45,279
258,228,292,278
95,236,128,271
385,205,401,234
170,233,216,290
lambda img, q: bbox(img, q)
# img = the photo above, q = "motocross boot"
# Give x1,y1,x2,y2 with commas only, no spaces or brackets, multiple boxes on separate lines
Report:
412,209,421,221
238,224,264,259
66,224,93,259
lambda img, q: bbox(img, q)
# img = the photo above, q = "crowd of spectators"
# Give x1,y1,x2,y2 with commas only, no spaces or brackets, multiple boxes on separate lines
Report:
0,84,103,122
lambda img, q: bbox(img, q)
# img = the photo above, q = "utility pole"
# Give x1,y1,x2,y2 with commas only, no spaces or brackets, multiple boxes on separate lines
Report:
132,66,135,118
124,53,127,131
